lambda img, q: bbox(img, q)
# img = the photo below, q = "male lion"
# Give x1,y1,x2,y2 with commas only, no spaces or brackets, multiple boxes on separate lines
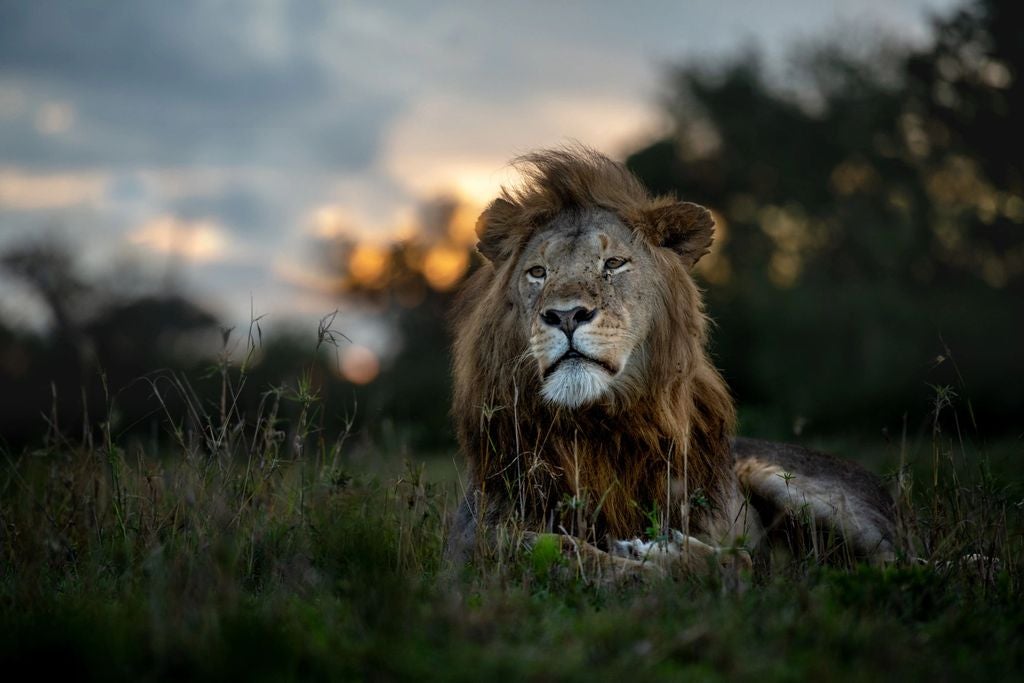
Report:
448,146,896,582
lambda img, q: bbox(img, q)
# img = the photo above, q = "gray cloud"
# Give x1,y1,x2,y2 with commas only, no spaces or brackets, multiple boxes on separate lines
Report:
167,187,287,237
0,0,397,170
0,0,962,331
0,0,959,173
0,2,322,98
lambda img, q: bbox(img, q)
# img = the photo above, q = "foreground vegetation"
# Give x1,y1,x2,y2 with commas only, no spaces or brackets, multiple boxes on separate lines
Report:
0,366,1020,682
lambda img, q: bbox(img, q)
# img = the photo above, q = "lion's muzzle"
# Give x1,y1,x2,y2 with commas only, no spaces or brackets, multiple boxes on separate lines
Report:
543,349,618,379
540,306,597,338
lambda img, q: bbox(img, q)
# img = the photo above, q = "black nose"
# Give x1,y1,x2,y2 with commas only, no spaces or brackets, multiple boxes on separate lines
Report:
541,306,597,337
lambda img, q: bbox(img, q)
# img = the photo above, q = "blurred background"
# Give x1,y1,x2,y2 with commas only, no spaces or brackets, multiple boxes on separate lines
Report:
0,0,1020,456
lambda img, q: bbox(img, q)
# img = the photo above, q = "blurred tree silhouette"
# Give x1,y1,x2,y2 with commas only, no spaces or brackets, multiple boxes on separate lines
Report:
0,240,219,446
316,196,481,450
628,0,1022,435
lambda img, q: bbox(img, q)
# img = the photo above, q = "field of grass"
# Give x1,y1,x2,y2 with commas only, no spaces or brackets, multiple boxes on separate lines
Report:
1,370,1021,681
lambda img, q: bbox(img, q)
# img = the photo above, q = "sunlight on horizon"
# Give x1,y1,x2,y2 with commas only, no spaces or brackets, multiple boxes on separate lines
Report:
129,215,231,264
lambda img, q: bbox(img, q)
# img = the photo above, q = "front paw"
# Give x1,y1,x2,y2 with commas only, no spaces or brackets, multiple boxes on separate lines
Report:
611,531,712,562
610,537,655,561
611,530,752,576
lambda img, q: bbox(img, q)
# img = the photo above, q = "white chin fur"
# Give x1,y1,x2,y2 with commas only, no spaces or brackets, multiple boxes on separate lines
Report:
540,360,611,409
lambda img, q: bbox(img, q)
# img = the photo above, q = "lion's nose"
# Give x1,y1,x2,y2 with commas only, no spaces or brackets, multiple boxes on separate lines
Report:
541,306,597,337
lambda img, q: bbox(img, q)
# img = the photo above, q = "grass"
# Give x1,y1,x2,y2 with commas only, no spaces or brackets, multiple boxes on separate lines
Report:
1,340,1022,681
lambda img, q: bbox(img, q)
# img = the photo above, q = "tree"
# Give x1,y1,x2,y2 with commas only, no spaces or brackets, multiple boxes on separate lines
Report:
626,0,1023,433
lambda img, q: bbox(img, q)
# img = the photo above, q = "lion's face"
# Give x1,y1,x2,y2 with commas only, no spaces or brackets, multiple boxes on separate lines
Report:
515,209,657,409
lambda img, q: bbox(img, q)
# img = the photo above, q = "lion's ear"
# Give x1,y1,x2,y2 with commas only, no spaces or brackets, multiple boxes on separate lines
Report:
646,202,715,268
475,197,518,264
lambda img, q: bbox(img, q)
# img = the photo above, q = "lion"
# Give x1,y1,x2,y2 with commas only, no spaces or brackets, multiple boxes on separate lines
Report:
447,145,897,583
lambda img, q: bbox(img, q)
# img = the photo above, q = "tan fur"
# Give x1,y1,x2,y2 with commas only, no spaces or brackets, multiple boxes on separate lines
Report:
732,439,898,562
451,146,742,549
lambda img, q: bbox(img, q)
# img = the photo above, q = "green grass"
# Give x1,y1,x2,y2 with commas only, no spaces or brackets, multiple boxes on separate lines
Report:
1,362,1022,681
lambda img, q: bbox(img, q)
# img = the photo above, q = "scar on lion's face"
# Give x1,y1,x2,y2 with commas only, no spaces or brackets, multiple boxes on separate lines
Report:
515,208,659,409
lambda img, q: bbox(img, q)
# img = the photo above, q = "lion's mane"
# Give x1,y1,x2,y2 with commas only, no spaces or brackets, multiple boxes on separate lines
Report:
451,147,736,543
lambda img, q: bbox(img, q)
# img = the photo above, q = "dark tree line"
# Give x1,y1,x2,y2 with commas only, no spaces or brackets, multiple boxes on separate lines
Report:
627,0,1022,434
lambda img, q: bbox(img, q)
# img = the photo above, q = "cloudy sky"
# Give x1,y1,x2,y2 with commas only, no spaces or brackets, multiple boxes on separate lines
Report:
0,0,960,339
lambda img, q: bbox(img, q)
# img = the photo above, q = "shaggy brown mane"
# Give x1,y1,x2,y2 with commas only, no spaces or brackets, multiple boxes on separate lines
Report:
452,146,735,545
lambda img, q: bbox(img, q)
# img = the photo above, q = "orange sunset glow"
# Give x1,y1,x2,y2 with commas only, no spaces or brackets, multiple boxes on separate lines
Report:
347,243,391,288
129,215,230,263
340,344,380,385
422,244,470,291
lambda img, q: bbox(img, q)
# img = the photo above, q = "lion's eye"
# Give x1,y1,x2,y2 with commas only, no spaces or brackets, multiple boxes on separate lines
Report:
527,265,546,280
604,257,629,271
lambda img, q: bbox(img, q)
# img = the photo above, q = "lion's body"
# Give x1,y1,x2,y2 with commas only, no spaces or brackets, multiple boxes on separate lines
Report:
448,146,896,579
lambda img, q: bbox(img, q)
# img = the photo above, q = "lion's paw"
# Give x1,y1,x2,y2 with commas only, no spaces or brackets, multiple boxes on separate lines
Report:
611,531,711,566
610,537,657,561
612,530,752,578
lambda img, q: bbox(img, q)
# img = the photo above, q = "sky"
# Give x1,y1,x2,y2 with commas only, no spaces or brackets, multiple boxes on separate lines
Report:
0,0,962,347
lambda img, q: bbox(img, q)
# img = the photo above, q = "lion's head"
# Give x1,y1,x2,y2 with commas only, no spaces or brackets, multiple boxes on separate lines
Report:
470,147,717,411
452,146,736,541
515,203,714,409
